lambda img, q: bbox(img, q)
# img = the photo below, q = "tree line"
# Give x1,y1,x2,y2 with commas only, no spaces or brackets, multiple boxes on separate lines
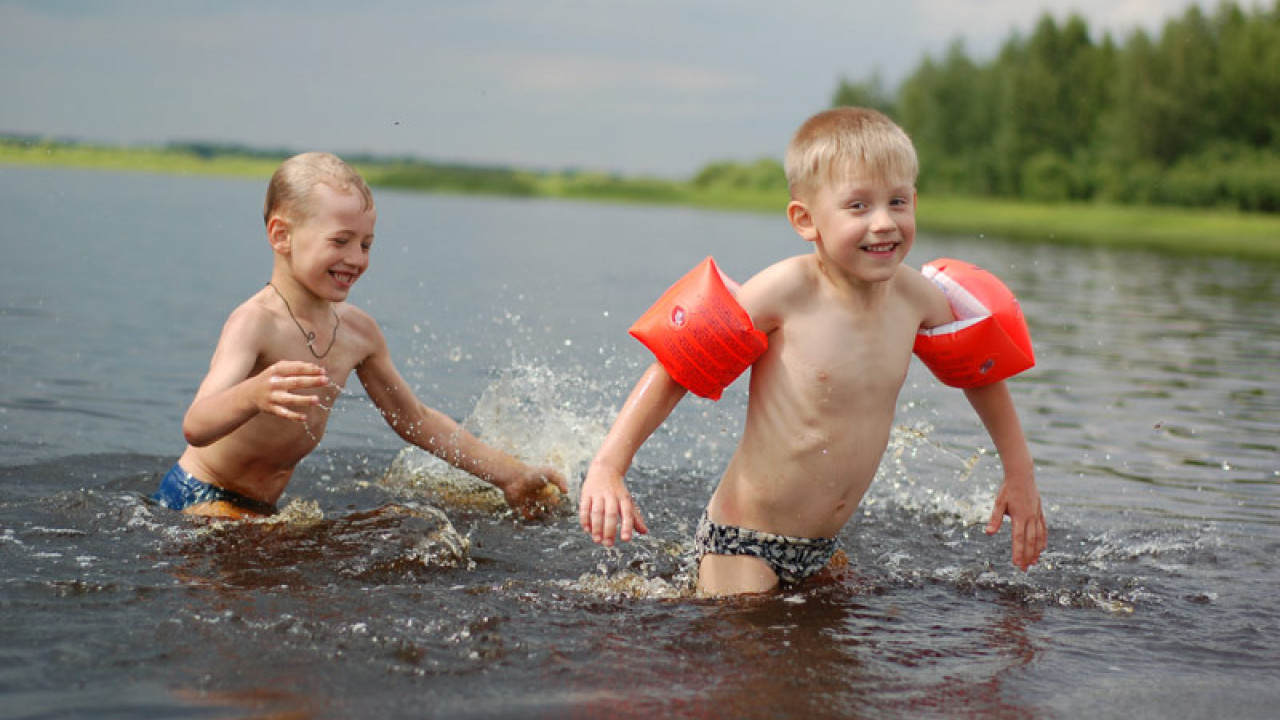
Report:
695,1,1278,213
833,0,1279,211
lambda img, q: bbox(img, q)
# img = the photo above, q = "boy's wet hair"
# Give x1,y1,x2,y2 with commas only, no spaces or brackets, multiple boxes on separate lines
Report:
263,152,375,226
784,107,918,200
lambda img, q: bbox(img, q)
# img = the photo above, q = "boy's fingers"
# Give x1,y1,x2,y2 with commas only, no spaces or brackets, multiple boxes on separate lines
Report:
599,499,619,547
1013,515,1047,571
1029,515,1047,563
272,374,329,389
1014,516,1027,560
984,502,1005,535
276,360,327,375
618,502,634,542
587,497,609,544
580,490,644,545
633,511,649,535
267,405,307,422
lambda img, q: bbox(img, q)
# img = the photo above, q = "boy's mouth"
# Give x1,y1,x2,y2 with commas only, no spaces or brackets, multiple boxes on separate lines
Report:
861,242,899,254
331,270,359,287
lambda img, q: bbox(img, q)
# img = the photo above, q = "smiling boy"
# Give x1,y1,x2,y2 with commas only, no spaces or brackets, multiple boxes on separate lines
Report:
153,152,565,519
579,108,1046,595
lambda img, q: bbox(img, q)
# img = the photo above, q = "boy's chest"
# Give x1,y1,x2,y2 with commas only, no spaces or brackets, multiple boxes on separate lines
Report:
773,306,919,399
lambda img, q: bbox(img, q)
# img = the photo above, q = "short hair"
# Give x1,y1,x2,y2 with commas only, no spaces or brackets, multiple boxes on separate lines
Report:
784,107,918,200
263,152,375,226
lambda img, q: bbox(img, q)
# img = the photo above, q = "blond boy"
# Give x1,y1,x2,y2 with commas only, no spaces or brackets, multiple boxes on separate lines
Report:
579,108,1046,596
153,152,565,519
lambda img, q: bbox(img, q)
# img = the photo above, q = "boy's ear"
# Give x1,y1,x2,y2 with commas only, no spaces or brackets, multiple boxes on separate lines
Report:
787,200,818,243
266,216,291,254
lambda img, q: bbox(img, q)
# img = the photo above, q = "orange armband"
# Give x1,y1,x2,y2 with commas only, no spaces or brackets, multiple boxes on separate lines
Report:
629,257,767,400
913,258,1035,388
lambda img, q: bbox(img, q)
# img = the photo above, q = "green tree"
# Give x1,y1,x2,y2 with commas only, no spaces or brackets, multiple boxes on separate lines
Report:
831,72,896,117
803,0,1280,210
898,40,1000,195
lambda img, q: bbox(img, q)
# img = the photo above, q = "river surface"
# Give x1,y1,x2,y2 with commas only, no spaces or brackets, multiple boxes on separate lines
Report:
2,165,1278,719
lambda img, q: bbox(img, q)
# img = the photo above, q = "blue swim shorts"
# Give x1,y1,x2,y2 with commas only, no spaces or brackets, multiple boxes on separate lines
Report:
151,464,276,515
695,511,839,585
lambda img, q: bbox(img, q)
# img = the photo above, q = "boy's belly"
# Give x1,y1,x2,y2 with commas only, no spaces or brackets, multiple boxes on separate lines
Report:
711,438,885,539
181,413,326,503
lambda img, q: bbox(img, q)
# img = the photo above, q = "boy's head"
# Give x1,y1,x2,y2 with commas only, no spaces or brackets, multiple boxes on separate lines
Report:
784,107,917,201
263,152,375,228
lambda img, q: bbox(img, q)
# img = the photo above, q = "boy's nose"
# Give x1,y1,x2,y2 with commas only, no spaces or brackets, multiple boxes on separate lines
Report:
345,245,370,267
870,207,896,232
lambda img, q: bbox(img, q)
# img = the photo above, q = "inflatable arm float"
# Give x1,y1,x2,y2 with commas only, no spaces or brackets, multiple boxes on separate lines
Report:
913,258,1035,388
629,257,767,400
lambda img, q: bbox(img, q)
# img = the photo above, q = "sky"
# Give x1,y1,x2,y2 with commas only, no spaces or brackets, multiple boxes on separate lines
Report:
1,0,1217,178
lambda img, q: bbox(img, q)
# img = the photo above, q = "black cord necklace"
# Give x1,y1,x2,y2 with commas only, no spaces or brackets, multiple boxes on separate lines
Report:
267,283,340,359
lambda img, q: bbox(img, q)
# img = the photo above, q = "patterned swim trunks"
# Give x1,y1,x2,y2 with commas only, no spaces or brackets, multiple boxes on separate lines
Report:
151,464,277,516
694,511,839,585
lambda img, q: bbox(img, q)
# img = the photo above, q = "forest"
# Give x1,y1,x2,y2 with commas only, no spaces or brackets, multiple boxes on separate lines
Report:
703,1,1280,213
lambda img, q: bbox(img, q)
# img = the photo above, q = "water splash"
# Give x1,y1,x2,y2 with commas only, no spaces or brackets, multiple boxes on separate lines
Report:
382,362,610,505
861,421,997,527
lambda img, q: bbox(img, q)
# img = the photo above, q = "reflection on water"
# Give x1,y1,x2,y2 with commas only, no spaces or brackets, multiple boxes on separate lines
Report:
2,167,1279,719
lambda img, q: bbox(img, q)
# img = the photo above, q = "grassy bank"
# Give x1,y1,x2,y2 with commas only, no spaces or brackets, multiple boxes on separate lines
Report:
4,139,1278,260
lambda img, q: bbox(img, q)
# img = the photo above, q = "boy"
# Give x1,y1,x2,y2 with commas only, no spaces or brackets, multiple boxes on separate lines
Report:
153,152,566,520
578,108,1046,596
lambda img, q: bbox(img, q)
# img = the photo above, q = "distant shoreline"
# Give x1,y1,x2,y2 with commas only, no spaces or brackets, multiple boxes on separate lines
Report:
4,140,1277,260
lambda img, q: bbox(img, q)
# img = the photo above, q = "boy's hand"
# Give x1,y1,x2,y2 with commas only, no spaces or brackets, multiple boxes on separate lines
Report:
985,477,1047,571
500,465,569,521
256,360,330,421
579,462,648,547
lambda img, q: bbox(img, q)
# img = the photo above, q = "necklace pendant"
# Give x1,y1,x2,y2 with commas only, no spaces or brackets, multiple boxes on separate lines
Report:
267,282,341,360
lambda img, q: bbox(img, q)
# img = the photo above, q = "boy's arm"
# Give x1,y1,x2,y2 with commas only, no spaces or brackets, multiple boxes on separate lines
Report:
580,362,687,546
964,380,1047,571
183,306,329,447
354,322,567,519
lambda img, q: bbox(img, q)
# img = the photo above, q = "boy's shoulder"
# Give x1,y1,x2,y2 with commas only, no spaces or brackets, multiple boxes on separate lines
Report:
332,301,387,353
220,289,280,337
735,255,821,332
747,254,819,295
741,254,816,297
891,262,943,303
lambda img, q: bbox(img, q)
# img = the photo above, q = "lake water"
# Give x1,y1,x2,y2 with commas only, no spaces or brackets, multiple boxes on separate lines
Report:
2,165,1278,719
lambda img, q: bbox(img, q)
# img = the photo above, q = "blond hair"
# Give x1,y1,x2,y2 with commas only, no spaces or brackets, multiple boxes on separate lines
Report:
784,107,918,200
263,152,374,226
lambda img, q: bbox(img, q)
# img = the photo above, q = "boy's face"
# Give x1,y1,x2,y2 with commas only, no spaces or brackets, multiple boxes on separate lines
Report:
789,164,916,285
280,183,377,302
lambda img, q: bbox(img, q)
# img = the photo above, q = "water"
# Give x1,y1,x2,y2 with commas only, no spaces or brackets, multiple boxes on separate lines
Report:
2,165,1278,719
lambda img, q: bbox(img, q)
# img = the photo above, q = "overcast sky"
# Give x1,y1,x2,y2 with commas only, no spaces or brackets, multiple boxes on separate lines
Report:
1,0,1215,177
